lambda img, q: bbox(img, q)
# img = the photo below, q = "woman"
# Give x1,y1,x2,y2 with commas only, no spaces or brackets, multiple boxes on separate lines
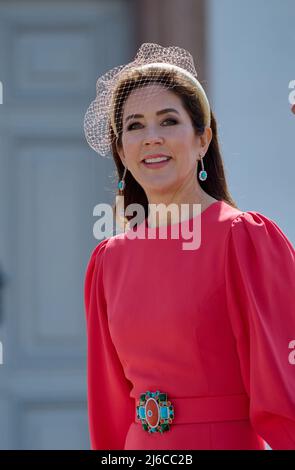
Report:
83,43,295,450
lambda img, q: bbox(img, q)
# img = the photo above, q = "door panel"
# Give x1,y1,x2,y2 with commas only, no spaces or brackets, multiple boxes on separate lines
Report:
0,0,136,449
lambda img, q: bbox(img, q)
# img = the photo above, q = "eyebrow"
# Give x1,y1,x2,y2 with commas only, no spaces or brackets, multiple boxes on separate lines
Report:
125,108,180,123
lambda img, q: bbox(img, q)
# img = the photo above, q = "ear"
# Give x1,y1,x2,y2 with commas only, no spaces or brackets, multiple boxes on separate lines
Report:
200,126,212,153
116,140,126,166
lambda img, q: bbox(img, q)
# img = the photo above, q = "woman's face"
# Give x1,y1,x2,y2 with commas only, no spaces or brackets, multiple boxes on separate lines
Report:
117,84,212,201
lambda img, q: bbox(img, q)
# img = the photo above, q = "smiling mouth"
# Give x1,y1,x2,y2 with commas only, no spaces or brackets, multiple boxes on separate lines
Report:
142,157,172,168
142,156,172,164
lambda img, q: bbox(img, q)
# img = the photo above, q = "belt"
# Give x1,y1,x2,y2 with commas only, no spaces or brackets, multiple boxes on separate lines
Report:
135,390,250,434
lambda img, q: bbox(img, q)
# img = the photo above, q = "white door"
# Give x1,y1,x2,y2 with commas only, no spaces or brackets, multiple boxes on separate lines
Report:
0,0,135,449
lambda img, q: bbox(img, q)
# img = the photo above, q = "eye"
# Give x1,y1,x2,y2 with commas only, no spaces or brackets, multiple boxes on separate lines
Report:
162,118,177,126
127,122,142,131
126,118,178,131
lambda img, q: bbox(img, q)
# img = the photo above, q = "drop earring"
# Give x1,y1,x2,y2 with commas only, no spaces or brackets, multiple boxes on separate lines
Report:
198,155,207,181
118,165,128,192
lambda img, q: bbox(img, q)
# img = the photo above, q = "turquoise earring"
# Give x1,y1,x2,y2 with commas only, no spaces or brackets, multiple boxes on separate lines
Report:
118,165,128,192
198,155,207,181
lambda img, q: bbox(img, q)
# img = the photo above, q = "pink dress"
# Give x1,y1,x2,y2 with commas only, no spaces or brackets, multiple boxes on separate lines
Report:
84,200,295,450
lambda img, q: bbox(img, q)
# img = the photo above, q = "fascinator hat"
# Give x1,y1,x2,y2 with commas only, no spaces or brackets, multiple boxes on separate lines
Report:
83,42,211,157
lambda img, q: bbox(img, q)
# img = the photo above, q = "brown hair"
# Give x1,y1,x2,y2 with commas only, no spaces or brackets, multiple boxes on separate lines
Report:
109,67,238,227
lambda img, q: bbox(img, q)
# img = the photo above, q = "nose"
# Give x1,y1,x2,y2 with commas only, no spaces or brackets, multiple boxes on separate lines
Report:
142,129,164,146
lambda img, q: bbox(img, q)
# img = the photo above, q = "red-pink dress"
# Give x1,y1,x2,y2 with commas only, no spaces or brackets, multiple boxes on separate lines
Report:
84,200,295,450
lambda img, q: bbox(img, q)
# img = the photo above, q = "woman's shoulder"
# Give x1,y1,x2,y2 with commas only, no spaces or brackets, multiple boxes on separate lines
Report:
221,201,294,257
220,200,289,232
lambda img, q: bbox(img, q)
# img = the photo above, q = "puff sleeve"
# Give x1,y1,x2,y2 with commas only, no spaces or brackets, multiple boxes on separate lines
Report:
84,238,135,450
225,211,295,450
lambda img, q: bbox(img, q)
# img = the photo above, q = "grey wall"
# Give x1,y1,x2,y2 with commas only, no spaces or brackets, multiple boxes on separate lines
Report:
207,0,295,243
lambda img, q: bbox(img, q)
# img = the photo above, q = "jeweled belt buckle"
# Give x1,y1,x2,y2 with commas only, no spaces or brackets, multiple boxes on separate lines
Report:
136,390,175,433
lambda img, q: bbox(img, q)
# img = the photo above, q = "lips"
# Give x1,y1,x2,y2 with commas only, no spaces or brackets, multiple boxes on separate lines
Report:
142,157,172,169
141,154,171,162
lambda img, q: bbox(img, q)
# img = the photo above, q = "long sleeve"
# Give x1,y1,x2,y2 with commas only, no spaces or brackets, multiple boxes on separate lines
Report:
224,211,295,450
84,238,135,450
